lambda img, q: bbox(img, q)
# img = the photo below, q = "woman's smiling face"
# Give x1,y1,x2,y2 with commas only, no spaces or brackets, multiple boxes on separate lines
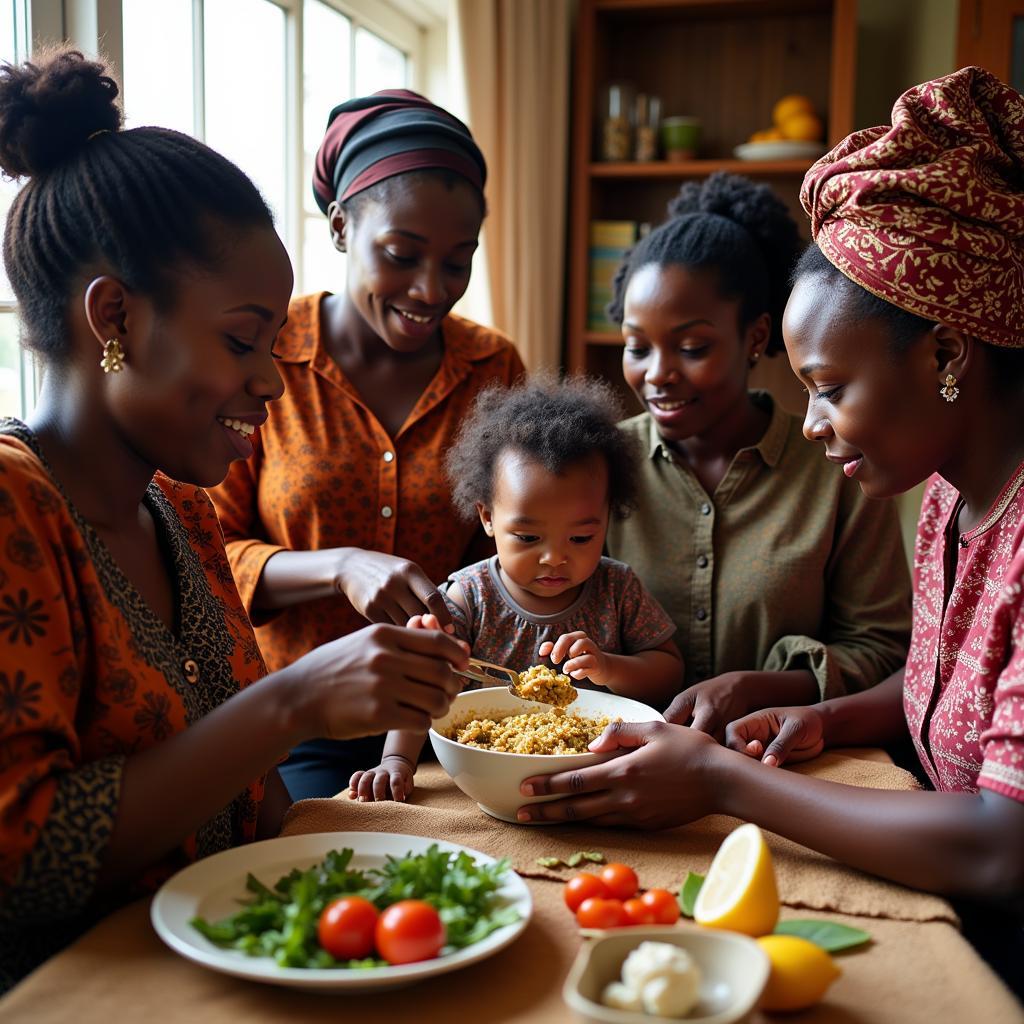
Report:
335,175,482,353
783,271,956,499
620,263,767,448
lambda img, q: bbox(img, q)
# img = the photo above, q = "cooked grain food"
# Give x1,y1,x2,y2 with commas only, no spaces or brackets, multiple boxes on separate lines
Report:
515,664,578,707
445,708,614,754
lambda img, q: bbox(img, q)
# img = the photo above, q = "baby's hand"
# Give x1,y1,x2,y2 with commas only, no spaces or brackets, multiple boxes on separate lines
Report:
349,755,415,802
406,612,453,633
539,631,611,687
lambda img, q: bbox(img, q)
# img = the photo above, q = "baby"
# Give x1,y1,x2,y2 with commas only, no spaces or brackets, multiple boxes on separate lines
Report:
350,375,683,801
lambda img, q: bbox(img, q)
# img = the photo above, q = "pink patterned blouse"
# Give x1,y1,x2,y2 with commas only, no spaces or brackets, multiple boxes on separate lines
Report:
904,463,1024,802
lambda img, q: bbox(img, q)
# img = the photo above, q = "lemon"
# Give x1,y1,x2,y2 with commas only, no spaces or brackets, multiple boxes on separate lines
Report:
772,94,815,127
779,112,824,142
757,934,841,1011
693,823,779,936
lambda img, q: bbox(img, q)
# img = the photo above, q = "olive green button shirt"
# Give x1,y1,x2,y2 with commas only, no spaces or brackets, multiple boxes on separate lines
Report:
606,393,912,697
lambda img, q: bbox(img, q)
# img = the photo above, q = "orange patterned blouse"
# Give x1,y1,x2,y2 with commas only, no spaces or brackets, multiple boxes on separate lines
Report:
209,293,525,673
0,420,268,988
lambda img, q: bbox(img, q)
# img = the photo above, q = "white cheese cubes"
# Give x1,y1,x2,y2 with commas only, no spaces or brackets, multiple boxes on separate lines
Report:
601,941,702,1018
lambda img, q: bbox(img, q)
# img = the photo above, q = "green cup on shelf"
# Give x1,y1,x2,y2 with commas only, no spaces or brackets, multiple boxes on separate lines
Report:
661,116,701,161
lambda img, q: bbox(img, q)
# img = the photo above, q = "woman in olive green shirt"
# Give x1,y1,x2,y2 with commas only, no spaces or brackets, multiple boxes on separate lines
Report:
604,174,911,737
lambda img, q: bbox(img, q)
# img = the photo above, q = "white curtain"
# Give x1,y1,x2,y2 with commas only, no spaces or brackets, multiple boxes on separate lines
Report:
449,0,571,370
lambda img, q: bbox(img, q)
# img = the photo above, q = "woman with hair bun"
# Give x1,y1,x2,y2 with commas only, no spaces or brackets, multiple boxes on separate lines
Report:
604,172,912,737
0,48,467,989
209,90,524,800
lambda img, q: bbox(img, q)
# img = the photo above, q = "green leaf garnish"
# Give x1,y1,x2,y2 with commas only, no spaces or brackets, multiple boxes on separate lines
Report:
678,871,704,918
773,919,871,952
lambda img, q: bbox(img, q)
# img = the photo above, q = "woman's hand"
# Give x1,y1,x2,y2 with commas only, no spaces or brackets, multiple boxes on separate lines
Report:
514,720,719,828
334,549,454,629
725,705,826,767
288,623,468,740
666,670,820,742
664,672,756,739
349,755,416,802
540,631,611,686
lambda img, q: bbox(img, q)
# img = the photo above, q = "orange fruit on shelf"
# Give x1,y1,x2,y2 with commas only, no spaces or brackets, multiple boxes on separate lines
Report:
779,112,824,142
748,127,785,143
772,94,815,127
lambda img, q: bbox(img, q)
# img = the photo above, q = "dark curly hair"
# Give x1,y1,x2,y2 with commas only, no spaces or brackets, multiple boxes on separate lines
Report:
0,46,275,361
607,172,802,355
446,375,639,521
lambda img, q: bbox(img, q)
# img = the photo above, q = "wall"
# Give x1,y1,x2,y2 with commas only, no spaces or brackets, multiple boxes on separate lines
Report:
856,0,959,129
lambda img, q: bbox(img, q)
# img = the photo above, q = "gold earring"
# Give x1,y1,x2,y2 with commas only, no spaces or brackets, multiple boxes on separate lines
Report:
100,338,125,374
940,373,959,403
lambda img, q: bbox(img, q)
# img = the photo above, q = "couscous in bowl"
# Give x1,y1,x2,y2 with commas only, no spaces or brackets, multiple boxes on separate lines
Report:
429,687,665,823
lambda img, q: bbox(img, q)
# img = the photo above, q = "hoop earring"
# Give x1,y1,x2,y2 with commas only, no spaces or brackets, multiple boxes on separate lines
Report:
100,338,125,374
939,373,959,403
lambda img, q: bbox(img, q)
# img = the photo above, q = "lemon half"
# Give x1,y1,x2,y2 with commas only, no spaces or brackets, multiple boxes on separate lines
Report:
693,823,779,936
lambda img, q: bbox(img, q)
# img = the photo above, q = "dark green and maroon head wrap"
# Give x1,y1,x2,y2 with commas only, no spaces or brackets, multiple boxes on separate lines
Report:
312,89,486,215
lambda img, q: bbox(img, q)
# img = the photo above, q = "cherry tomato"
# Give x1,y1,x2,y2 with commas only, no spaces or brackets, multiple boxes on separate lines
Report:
375,900,446,965
317,896,379,960
564,872,609,912
623,897,658,926
576,897,627,930
600,863,639,901
640,888,681,925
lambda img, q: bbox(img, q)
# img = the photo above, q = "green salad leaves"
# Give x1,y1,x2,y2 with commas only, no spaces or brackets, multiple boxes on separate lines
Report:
190,844,520,969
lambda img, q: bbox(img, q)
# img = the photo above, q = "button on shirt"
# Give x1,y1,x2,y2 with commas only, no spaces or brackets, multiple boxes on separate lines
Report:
606,393,912,696
209,293,525,673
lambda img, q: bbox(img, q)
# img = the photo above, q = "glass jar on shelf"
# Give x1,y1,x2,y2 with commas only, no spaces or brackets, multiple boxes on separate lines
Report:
598,81,634,161
634,94,661,162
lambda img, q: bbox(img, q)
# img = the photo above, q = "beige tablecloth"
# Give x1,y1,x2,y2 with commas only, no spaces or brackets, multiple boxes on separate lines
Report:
3,751,1021,1024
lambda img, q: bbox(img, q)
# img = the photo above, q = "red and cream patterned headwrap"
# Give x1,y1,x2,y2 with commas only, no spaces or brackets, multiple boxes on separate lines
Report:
801,66,1024,348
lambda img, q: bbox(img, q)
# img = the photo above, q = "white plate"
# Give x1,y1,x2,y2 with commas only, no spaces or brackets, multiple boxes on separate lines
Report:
732,140,827,161
150,831,532,991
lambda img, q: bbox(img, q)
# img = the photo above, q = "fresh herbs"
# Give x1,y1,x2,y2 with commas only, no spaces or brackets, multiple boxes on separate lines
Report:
535,851,605,869
190,844,518,970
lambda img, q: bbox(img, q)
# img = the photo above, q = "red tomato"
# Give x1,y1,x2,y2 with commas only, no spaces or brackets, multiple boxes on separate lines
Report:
564,873,609,912
623,897,657,926
317,896,380,960
375,900,446,965
600,863,640,901
576,897,627,930
640,888,681,925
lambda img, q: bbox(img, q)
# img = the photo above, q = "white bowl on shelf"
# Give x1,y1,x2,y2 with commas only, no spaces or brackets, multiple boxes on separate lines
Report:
733,139,827,161
428,687,664,823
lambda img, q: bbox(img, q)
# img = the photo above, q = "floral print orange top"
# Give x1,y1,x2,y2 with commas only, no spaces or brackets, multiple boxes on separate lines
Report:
0,421,267,989
209,293,525,672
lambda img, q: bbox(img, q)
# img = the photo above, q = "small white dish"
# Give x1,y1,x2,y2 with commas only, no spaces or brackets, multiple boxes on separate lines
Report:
563,925,770,1024
429,687,664,823
732,140,827,161
150,831,531,991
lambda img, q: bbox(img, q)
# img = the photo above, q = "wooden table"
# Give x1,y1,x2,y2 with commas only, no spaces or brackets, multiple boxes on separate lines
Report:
3,752,1021,1024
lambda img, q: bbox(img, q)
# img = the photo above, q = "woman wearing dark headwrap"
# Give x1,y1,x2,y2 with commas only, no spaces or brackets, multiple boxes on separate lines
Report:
210,91,524,799
513,67,1024,992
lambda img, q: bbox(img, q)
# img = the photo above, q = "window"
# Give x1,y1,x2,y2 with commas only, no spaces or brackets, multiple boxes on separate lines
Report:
1,0,432,417
0,2,29,418
122,0,417,297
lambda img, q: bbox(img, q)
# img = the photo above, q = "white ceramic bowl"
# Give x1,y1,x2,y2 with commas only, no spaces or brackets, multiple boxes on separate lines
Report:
428,687,664,823
563,925,770,1024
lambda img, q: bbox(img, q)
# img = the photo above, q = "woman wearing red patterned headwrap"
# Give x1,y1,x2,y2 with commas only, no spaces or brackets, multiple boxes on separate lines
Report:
209,91,524,799
515,67,1024,993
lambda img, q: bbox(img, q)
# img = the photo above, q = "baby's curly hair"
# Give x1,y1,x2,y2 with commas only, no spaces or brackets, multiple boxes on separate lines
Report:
446,375,639,521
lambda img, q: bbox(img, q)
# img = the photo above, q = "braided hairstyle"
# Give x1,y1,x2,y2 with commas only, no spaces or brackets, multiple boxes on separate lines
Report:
446,374,639,522
607,172,802,355
0,47,274,361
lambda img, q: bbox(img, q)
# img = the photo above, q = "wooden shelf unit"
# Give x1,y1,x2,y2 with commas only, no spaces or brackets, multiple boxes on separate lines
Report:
566,0,857,413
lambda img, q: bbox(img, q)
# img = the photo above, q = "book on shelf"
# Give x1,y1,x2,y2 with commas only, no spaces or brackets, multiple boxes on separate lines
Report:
587,220,637,332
